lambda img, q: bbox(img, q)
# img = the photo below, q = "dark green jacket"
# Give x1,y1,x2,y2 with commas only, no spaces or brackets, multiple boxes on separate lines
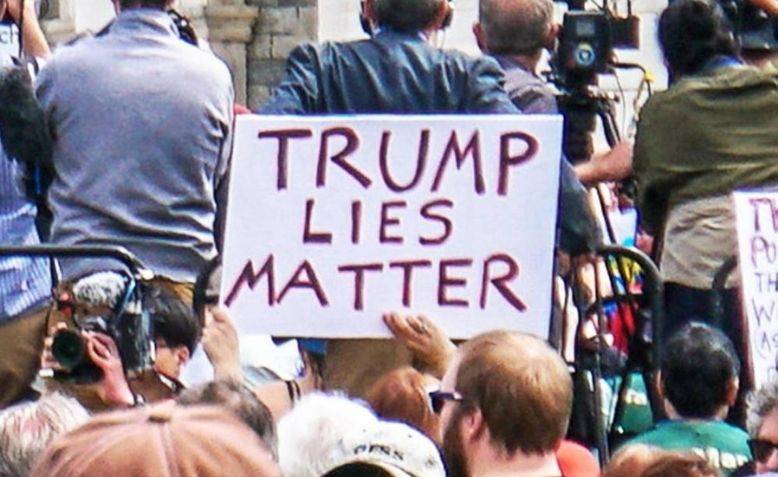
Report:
634,64,778,233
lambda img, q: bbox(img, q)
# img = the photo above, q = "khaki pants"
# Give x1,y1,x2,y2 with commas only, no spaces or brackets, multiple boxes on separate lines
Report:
324,339,413,398
0,305,50,407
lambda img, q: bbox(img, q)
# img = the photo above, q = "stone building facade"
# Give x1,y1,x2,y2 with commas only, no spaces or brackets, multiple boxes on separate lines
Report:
42,0,668,112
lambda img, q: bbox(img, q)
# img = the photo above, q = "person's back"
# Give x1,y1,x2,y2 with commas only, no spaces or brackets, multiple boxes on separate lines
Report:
36,8,234,282
262,30,514,115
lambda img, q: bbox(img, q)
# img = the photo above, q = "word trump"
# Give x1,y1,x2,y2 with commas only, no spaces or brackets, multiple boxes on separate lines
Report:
257,127,538,198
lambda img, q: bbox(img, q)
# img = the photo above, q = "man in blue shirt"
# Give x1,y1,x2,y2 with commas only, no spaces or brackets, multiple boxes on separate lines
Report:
0,0,52,407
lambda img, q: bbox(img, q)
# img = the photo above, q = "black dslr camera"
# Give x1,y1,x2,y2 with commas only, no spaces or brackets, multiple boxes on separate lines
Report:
0,246,156,385
51,272,154,384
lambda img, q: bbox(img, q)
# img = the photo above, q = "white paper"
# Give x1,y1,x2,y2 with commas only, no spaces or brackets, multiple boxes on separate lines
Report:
220,115,562,339
734,190,778,388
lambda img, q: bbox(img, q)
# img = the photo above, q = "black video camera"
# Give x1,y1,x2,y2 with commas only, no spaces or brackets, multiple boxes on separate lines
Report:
552,1,640,91
51,272,154,384
555,11,612,89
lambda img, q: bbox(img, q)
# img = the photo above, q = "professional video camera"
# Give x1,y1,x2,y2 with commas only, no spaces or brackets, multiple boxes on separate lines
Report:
719,0,777,52
549,0,643,163
51,271,154,384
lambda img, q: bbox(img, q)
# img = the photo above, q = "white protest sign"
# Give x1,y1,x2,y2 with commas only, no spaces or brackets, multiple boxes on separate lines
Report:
735,190,778,389
0,24,19,58
220,115,562,339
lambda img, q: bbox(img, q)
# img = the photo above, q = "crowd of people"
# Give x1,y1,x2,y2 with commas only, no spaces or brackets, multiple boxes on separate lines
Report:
0,0,777,475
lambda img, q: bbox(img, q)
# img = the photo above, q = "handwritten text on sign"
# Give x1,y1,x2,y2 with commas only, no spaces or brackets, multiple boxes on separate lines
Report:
220,116,562,338
735,191,778,388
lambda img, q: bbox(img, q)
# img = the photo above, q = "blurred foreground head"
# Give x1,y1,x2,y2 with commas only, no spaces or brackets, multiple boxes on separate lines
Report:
30,402,281,477
0,393,89,477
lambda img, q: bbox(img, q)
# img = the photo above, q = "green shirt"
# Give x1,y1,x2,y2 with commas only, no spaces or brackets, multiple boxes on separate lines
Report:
633,64,778,234
625,420,752,475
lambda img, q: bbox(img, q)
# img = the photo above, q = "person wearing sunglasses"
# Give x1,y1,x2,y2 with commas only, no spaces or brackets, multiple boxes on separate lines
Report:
431,329,573,477
747,380,778,474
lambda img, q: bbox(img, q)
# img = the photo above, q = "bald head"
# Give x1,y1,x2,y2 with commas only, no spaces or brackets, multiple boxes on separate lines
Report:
478,0,555,55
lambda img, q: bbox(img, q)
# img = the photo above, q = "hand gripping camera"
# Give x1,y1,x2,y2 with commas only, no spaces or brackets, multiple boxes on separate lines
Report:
51,271,154,384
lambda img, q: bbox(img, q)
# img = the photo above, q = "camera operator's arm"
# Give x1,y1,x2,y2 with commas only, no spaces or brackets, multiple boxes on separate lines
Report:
4,0,50,59
748,0,778,15
574,140,634,187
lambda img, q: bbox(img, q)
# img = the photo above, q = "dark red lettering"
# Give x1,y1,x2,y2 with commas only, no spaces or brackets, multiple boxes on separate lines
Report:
379,130,429,192
432,131,485,194
480,254,527,312
277,261,329,306
351,201,362,244
317,127,370,189
438,259,472,307
380,201,406,244
338,263,384,311
303,199,332,244
224,256,275,307
420,199,454,246
498,132,538,196
389,260,432,307
257,129,313,190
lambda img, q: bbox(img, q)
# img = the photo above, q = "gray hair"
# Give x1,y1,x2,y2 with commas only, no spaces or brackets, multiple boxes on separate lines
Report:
747,380,778,436
0,393,90,477
479,0,555,55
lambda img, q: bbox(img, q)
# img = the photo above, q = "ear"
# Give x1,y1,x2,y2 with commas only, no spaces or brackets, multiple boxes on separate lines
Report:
725,378,739,407
431,0,452,31
459,407,488,443
362,0,376,23
175,345,191,366
473,23,488,52
544,23,560,51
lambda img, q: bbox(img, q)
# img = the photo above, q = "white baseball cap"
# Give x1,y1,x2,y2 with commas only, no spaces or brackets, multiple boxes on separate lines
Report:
323,421,446,477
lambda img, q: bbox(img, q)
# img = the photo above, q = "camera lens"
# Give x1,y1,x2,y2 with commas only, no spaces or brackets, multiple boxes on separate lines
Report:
51,329,87,372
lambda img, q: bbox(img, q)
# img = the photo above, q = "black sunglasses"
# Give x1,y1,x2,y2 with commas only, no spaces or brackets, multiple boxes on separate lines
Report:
749,439,778,463
429,390,465,414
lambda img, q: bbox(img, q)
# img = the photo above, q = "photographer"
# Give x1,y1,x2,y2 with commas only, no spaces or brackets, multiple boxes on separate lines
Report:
41,281,202,409
633,0,778,342
0,0,51,408
35,0,234,291
473,0,634,186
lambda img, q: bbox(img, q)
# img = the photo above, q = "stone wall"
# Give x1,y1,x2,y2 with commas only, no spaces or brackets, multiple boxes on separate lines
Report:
245,0,318,110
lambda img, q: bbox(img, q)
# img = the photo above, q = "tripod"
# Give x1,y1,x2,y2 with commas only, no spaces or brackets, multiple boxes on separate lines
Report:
557,86,664,461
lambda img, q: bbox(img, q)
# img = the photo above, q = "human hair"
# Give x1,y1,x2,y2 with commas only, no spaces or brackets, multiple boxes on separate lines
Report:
178,380,278,460
455,330,572,455
0,393,90,477
277,393,377,477
747,380,778,436
322,463,394,477
373,0,446,33
640,451,719,477
658,0,739,77
479,0,554,55
661,322,740,419
119,0,170,9
365,366,439,440
144,283,201,355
